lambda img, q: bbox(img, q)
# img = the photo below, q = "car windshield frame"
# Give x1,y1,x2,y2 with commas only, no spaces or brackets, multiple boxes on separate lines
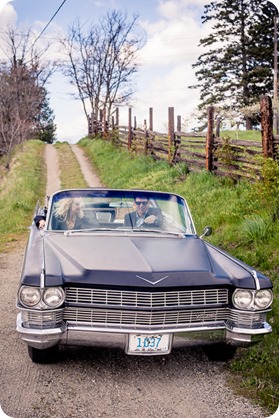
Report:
45,189,196,236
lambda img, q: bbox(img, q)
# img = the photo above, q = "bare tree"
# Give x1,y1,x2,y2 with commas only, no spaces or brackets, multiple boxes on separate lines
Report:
0,26,56,167
60,10,145,129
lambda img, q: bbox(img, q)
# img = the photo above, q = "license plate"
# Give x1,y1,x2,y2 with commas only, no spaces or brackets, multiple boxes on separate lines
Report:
128,334,170,354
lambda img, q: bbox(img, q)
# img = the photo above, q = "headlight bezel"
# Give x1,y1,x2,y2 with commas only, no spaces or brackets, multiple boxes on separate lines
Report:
254,289,273,309
19,286,41,308
42,287,65,308
232,288,273,311
18,286,65,309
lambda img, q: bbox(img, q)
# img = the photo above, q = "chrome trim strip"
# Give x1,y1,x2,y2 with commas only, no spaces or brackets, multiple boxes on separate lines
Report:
252,270,260,290
40,268,45,288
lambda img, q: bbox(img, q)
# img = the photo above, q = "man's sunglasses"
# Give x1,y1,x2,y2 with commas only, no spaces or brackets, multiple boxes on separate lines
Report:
135,201,148,206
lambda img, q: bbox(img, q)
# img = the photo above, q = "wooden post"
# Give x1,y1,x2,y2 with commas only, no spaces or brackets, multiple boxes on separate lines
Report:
149,108,153,131
168,107,175,163
102,108,108,137
261,95,274,158
174,115,181,163
128,107,132,149
143,119,148,155
216,117,221,138
274,17,279,133
99,109,103,136
92,112,98,136
88,115,92,136
206,106,214,171
115,107,119,128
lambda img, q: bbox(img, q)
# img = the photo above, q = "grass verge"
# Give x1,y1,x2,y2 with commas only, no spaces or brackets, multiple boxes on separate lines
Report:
79,136,279,415
0,140,46,253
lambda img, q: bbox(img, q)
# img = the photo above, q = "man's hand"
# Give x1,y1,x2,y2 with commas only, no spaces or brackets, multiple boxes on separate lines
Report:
144,215,157,224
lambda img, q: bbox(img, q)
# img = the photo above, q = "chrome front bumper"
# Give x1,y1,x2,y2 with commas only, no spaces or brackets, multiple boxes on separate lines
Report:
16,312,272,353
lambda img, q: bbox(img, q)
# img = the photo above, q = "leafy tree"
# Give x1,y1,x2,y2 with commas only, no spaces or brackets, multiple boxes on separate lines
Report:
190,0,278,129
0,27,56,166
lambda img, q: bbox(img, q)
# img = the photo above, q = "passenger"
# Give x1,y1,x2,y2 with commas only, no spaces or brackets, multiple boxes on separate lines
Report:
52,197,97,230
123,196,164,228
34,197,98,230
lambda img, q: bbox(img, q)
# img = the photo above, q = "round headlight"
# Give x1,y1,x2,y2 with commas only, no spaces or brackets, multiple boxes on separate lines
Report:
19,286,41,307
43,287,65,308
255,289,273,309
233,289,253,309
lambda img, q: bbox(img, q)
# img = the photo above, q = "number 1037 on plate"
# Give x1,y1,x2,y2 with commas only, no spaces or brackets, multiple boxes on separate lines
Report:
128,334,170,354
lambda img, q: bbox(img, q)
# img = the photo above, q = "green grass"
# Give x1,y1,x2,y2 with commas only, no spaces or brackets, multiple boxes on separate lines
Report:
0,140,46,252
80,136,279,414
0,135,277,413
219,129,262,141
55,142,88,189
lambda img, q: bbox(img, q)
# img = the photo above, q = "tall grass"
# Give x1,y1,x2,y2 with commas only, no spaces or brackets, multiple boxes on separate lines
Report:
0,140,46,252
80,137,279,414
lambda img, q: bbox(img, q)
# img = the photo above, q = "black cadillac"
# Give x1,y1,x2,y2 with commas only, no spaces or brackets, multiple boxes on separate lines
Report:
16,189,273,363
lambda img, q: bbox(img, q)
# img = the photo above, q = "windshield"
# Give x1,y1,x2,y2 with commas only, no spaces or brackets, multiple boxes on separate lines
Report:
46,189,196,235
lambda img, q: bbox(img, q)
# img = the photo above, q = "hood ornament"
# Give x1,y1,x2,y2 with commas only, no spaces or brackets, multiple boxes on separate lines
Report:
136,275,169,285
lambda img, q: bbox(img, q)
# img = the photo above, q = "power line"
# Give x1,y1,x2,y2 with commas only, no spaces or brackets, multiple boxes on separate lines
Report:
31,0,68,47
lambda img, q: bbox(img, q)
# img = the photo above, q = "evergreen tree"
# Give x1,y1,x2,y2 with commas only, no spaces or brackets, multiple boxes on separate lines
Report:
32,92,56,144
190,0,278,129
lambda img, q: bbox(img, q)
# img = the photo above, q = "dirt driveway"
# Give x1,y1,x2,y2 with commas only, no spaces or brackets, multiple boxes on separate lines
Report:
0,144,268,418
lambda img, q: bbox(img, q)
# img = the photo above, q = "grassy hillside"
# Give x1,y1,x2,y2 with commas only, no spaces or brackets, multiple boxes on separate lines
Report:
79,137,279,414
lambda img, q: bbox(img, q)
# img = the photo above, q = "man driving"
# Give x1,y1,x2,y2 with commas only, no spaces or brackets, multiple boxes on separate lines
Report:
123,196,163,228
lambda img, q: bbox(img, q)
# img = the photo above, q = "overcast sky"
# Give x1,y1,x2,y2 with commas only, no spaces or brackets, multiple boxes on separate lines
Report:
0,0,278,143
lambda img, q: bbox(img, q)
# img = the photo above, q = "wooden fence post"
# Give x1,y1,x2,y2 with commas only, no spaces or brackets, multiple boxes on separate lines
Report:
173,115,181,163
128,107,132,149
91,112,98,136
143,119,148,155
115,107,119,128
149,108,153,131
88,114,92,136
206,106,214,171
216,117,221,138
260,95,274,158
168,107,175,163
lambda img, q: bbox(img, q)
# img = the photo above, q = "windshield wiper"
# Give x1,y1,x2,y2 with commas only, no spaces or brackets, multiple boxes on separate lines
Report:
62,228,114,235
131,228,185,237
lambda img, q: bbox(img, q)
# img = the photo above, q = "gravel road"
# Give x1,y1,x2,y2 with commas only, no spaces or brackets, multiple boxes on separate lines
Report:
0,144,269,418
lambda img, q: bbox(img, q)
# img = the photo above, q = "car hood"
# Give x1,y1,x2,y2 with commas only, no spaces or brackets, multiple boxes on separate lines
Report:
22,233,268,289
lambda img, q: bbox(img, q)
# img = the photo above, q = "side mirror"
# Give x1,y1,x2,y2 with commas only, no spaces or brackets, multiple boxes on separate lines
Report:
200,226,212,238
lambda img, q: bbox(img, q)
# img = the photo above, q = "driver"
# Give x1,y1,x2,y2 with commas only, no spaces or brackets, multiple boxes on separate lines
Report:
123,196,163,228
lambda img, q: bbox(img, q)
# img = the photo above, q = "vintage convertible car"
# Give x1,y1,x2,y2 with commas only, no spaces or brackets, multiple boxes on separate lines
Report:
16,188,273,363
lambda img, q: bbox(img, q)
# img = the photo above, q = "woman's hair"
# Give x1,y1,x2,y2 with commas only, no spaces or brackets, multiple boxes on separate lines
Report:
53,198,84,222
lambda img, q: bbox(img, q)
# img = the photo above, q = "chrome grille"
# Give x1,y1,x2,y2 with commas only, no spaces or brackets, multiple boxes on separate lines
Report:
65,288,228,308
63,307,229,329
228,311,267,329
22,310,63,328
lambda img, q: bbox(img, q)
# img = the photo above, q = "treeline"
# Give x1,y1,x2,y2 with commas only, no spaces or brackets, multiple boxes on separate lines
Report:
0,28,56,168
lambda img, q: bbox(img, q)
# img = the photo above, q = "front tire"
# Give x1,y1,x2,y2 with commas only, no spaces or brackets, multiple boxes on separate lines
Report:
204,343,237,362
28,345,59,364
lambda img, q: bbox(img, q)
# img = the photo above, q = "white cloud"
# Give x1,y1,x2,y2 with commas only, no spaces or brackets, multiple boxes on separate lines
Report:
0,2,16,28
130,0,212,132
